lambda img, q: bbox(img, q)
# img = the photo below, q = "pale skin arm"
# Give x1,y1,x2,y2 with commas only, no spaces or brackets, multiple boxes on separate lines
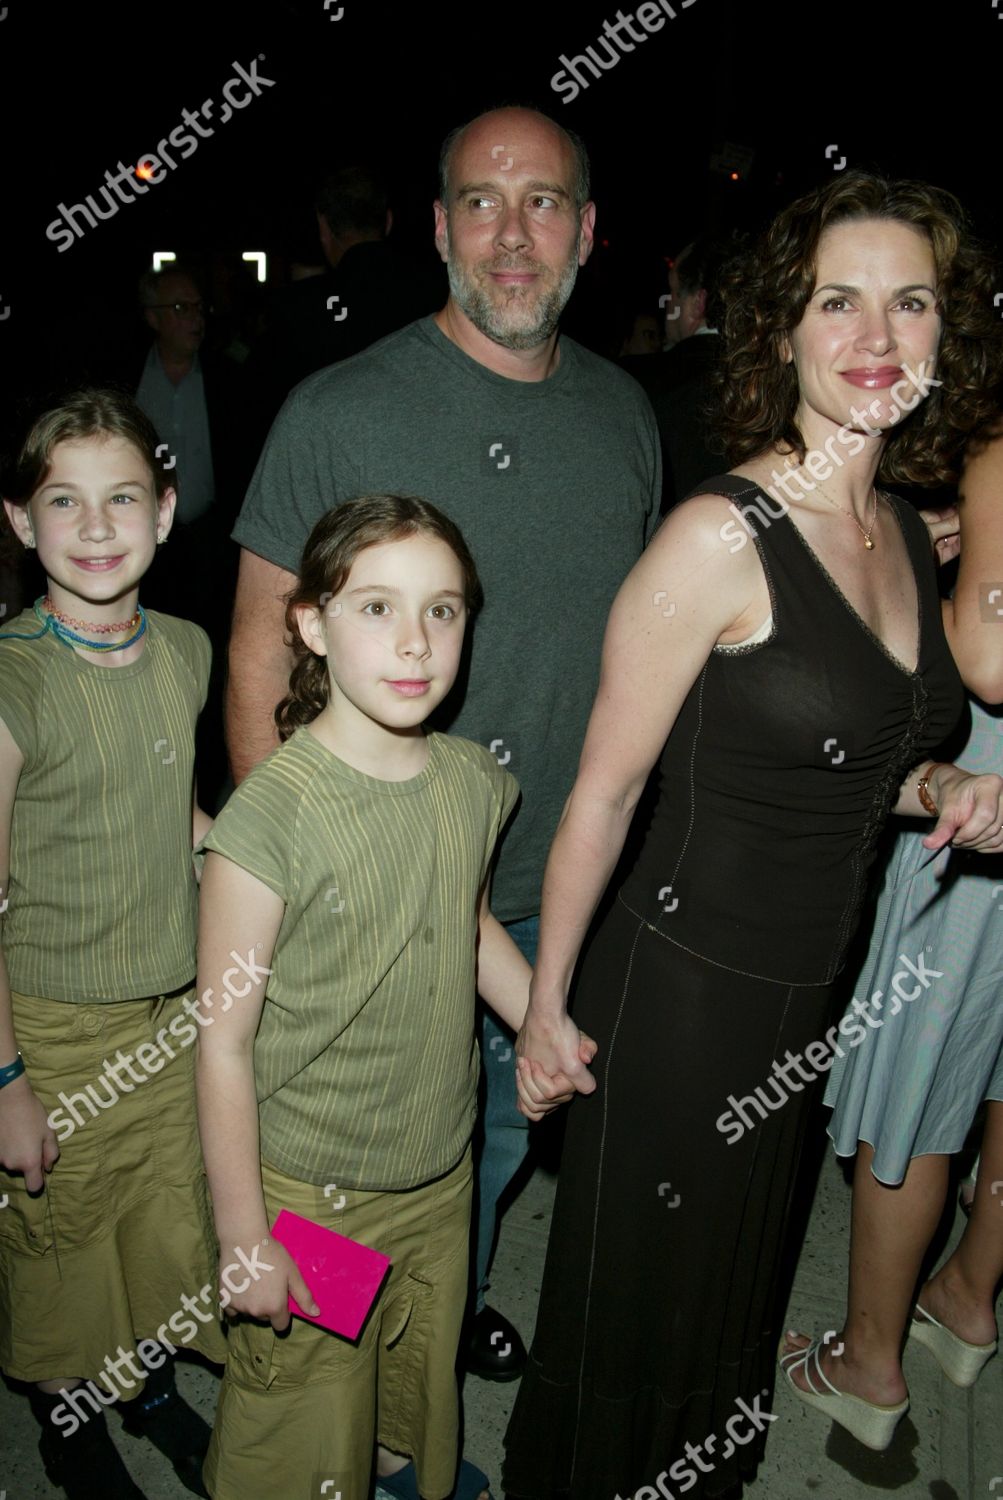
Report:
890,758,1003,851
474,882,597,1122
475,883,532,1036
0,717,59,1192
195,851,318,1329
225,550,297,784
515,497,765,1112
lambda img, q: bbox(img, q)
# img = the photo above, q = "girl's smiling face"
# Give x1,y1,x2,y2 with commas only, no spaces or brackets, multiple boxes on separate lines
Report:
787,216,942,445
5,435,175,617
297,531,468,739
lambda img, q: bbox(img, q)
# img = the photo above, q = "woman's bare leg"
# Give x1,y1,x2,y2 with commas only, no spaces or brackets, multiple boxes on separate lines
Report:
917,1100,1003,1348
784,1143,949,1404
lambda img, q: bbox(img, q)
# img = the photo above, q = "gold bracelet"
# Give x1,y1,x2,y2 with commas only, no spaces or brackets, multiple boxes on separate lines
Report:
917,763,947,817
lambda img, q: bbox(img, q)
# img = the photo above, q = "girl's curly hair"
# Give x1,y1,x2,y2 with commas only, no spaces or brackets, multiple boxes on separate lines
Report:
716,172,1003,485
275,494,483,741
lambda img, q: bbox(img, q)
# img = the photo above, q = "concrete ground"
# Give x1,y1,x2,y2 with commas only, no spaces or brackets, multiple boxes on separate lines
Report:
1,1136,1001,1499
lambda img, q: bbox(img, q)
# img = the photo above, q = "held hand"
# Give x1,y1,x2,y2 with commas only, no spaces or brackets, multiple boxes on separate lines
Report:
923,768,1003,852
514,1007,598,1121
0,1075,60,1192
217,1236,319,1332
516,1031,598,1120
918,506,960,567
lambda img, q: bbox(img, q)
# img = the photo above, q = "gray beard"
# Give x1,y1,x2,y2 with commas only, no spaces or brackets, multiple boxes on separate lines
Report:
446,243,580,351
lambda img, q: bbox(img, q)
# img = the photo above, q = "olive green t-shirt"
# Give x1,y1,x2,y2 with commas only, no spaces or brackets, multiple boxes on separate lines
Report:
202,727,519,1189
0,607,209,1003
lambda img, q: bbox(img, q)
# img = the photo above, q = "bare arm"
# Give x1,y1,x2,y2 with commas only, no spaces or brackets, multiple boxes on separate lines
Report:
225,549,298,783
516,495,763,1094
195,851,317,1327
476,885,533,1035
941,431,1003,703
891,757,1003,853
475,882,598,1120
0,718,59,1191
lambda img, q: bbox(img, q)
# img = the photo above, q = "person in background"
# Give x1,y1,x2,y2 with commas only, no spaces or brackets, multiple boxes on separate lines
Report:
246,164,444,429
622,234,730,513
790,422,1003,1445
135,265,247,809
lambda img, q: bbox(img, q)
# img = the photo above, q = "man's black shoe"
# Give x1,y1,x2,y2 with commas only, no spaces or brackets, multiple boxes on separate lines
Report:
463,1306,527,1381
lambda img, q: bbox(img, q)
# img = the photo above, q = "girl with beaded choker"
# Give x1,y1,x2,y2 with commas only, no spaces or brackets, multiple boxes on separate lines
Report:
0,389,226,1500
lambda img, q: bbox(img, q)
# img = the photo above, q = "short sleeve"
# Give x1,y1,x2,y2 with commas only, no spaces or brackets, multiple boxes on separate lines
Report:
232,374,358,575
179,621,212,710
0,641,42,762
497,766,520,833
469,743,521,871
150,614,212,711
192,625,211,709
201,758,301,902
644,419,662,546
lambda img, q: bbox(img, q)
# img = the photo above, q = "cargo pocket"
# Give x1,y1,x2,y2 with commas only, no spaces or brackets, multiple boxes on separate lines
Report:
383,1269,433,1356
226,1314,290,1392
0,1176,56,1256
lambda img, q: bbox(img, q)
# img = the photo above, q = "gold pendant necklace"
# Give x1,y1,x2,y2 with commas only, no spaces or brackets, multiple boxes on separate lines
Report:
783,460,879,549
814,482,878,549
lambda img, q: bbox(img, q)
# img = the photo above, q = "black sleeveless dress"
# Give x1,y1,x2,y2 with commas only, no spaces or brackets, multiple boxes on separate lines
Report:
502,478,965,1499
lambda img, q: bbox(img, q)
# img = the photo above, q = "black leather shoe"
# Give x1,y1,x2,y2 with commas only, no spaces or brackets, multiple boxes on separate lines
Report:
35,1406,148,1499
463,1305,527,1381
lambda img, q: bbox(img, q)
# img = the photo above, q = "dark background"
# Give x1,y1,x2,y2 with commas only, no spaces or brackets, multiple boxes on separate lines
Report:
3,0,1001,405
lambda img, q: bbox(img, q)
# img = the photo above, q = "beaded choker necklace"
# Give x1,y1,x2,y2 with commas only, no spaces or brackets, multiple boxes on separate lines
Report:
33,598,147,653
43,597,141,634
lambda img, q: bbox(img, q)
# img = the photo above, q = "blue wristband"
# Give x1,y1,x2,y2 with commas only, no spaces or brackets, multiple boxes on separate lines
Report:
0,1053,25,1088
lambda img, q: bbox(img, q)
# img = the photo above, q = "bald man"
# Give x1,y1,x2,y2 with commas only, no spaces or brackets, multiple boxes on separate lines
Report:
224,101,659,1437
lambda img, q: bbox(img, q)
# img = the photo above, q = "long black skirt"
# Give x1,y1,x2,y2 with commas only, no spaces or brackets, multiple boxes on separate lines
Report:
502,893,836,1500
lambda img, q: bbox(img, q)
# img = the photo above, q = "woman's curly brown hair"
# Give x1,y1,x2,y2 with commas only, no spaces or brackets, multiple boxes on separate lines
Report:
717,172,1003,486
275,494,483,741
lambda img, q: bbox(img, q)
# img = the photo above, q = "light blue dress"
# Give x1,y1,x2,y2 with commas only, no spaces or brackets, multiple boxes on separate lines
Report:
825,698,1003,1182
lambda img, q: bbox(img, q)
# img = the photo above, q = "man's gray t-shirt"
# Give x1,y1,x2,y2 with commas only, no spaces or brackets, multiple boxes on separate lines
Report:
235,315,659,922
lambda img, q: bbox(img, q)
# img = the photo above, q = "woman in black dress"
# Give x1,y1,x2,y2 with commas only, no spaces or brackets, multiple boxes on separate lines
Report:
504,172,1003,1498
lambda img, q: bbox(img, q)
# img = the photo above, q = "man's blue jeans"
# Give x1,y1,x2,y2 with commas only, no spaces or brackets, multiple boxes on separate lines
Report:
473,914,539,1313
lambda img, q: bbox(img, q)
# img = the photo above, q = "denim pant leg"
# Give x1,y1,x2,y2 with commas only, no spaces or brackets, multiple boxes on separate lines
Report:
473,914,539,1313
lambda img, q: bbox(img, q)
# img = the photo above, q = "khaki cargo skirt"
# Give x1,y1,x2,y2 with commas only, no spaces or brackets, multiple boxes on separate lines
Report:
204,1146,473,1500
0,988,227,1387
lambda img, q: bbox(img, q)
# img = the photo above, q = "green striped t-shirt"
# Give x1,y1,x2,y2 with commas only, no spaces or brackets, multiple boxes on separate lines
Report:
0,607,209,1002
202,727,519,1189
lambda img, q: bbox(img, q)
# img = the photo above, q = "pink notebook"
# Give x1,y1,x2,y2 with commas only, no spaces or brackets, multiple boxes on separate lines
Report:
271,1209,392,1340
